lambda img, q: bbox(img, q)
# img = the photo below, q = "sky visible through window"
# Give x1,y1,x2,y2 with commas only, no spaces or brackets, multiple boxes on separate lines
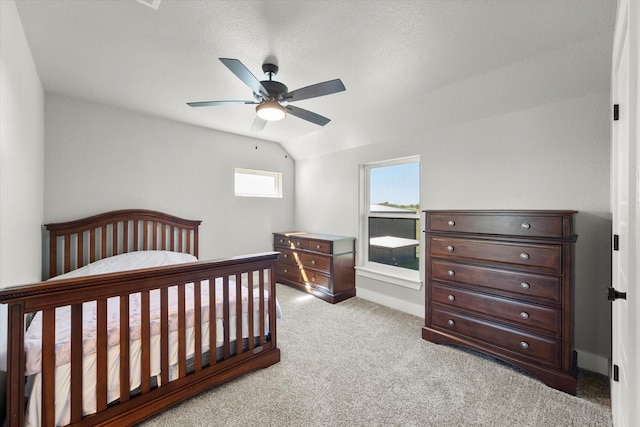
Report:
370,162,419,206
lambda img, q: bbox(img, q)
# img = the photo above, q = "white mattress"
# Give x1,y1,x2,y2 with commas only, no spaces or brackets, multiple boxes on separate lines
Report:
20,251,280,427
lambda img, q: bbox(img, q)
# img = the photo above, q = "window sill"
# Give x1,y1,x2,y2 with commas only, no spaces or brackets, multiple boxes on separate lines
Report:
355,265,423,290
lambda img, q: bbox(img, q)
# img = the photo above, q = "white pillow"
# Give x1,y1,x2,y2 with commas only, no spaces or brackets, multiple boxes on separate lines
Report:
51,250,198,280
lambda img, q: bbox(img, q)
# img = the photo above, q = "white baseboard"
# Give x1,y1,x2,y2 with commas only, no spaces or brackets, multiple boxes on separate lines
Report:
355,287,424,318
576,348,610,377
355,288,610,378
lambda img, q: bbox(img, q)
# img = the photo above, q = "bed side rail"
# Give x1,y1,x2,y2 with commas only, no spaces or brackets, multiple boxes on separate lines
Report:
0,252,278,427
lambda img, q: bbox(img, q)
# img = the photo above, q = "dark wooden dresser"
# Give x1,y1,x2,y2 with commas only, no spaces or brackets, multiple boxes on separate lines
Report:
273,232,356,303
422,210,578,394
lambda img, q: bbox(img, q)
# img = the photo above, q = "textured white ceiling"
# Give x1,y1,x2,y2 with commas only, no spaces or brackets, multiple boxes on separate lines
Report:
14,0,616,160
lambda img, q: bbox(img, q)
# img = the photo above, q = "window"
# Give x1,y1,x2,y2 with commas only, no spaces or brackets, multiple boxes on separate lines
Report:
234,168,282,198
358,156,421,289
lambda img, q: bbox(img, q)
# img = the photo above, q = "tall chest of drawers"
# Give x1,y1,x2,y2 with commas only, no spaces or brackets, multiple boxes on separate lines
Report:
422,210,578,394
273,232,356,303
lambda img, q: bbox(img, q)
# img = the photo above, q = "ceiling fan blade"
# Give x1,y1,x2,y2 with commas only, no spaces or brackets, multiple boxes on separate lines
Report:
282,79,346,103
250,116,268,132
285,105,331,126
219,58,270,100
187,100,257,107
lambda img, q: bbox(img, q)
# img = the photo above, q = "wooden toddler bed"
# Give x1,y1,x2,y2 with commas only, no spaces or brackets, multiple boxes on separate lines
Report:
0,209,280,426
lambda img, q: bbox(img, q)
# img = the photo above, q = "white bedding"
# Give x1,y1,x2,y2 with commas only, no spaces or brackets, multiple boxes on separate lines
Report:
22,250,280,427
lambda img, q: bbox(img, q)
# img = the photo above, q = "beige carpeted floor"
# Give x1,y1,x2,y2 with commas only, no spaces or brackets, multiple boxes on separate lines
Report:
139,284,612,427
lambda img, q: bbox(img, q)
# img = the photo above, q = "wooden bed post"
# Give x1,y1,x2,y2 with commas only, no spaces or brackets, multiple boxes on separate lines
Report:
5,302,25,426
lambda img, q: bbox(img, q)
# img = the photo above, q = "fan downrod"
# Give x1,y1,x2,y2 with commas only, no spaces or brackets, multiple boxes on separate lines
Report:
262,63,279,79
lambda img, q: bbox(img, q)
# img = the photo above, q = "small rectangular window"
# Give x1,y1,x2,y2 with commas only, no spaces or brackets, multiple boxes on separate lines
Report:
234,168,282,198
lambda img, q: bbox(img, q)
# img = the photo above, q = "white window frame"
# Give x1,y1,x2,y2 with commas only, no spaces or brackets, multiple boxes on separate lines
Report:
234,168,283,198
356,156,422,290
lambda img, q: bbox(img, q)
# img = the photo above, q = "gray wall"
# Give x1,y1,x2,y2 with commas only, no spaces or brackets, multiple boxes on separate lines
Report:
0,0,44,288
0,0,45,418
44,94,295,262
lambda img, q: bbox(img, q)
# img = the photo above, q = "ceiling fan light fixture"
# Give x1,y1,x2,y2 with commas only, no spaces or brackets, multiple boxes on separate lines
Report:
256,101,285,121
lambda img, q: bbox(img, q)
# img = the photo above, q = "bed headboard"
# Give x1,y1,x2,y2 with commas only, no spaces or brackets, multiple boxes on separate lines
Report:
45,209,202,279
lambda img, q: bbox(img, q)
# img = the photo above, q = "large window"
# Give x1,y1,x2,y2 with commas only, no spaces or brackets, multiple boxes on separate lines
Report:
234,168,282,198
359,156,421,288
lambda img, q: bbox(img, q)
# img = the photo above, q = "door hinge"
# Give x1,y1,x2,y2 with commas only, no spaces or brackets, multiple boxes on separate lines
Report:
613,234,619,251
614,104,619,121
613,364,619,382
608,287,627,301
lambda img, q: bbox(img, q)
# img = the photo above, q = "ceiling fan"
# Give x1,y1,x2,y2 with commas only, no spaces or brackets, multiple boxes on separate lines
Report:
187,58,346,132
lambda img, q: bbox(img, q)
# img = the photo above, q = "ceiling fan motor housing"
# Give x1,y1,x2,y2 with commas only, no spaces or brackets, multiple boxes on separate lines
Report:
260,80,288,101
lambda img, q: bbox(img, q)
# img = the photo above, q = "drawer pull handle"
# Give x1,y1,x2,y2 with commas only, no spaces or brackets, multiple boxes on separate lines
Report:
447,319,455,327
316,244,321,249
311,277,315,282
279,238,285,243
520,282,530,290
447,220,456,227
283,269,288,273
446,245,454,252
520,311,529,320
447,294,455,302
447,270,455,277
520,341,529,350
311,260,316,265
521,223,531,230
283,253,288,258
520,252,529,260
296,242,301,246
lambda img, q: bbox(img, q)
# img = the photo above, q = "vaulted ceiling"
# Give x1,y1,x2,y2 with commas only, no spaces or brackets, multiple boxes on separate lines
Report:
14,0,616,160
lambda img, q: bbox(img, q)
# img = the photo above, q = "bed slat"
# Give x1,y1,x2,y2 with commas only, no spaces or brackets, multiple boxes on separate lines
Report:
160,287,169,386
119,294,130,403
247,272,254,351
123,221,130,253
222,276,230,360
90,228,96,263
235,274,242,354
209,278,217,366
64,236,71,274
78,232,84,271
42,308,56,426
133,219,139,252
259,270,266,344
194,280,202,372
96,298,108,412
70,303,84,422
101,225,107,260
177,284,186,378
141,290,151,393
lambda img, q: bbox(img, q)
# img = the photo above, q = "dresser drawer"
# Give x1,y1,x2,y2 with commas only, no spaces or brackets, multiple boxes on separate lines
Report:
432,283,561,335
430,259,562,304
303,271,330,289
429,236,562,273
273,234,308,250
273,234,289,247
431,307,561,368
307,239,332,254
428,212,568,239
277,248,301,266
275,262,300,281
299,252,331,272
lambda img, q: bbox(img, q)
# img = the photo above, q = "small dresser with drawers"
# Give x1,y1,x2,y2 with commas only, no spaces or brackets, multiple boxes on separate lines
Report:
273,232,356,303
422,210,578,394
